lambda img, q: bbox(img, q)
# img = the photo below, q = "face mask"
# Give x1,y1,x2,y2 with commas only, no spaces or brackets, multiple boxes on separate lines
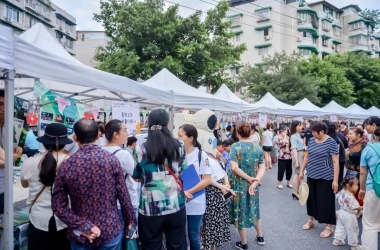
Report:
306,124,310,129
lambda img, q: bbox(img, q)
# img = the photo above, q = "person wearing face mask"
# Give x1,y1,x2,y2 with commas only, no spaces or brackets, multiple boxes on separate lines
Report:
304,120,313,149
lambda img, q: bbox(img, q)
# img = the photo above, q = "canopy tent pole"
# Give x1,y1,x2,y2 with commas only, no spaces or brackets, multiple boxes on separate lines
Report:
36,97,41,136
4,70,15,249
169,106,174,134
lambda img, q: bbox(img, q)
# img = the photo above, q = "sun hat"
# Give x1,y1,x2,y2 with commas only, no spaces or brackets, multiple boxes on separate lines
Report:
37,123,73,145
298,182,309,206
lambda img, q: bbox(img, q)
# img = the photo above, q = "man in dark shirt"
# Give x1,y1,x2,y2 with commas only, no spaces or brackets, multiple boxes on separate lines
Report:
304,120,314,147
335,123,348,184
52,119,136,249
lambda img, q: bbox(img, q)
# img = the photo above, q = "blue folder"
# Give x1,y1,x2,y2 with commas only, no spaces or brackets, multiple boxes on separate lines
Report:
181,164,205,199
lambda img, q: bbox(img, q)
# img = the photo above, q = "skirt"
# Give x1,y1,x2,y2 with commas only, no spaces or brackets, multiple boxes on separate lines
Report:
292,151,304,174
202,178,231,249
306,177,336,225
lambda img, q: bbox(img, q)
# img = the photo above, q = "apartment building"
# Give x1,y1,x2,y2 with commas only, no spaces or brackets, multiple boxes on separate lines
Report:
0,0,76,55
75,31,110,67
227,0,380,76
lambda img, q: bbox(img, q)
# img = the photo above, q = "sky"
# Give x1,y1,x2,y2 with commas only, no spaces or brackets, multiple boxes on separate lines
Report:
53,0,380,31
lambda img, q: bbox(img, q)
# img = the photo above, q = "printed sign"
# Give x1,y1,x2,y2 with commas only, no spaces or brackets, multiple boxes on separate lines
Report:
112,101,140,135
258,114,267,128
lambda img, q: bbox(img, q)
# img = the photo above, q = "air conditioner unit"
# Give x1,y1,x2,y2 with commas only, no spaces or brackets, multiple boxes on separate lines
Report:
326,14,333,20
332,45,335,49
59,26,63,30
264,36,270,41
323,27,330,32
297,37,302,42
297,18,303,23
5,17,12,23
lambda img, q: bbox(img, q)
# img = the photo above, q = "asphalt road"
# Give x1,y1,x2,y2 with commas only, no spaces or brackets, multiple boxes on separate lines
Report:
218,163,380,250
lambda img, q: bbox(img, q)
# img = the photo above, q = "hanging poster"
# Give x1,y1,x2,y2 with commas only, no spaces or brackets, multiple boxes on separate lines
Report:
258,114,267,128
33,79,49,97
40,91,80,135
330,115,337,122
112,101,140,135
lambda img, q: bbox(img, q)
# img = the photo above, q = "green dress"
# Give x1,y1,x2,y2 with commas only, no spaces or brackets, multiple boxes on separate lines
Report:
229,141,264,229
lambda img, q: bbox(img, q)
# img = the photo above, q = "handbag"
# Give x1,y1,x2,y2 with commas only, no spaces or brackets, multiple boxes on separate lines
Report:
125,227,138,250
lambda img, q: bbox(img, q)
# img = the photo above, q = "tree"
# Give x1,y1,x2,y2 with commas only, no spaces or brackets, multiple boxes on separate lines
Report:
238,52,321,105
298,54,355,107
93,0,246,90
359,8,380,30
327,52,380,109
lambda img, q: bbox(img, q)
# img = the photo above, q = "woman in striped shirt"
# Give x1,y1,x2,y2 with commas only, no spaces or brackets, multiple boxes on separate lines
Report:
299,121,339,239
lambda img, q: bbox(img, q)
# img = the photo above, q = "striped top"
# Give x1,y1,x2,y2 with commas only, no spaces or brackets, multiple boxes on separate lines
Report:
306,136,339,180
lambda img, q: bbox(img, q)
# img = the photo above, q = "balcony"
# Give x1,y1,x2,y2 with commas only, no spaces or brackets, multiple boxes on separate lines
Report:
350,44,371,53
4,0,24,9
25,0,52,20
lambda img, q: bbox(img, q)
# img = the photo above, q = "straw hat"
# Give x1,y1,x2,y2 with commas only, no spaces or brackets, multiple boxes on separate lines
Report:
298,182,309,206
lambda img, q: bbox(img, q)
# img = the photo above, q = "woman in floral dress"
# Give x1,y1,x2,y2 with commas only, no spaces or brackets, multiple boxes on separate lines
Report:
229,122,266,250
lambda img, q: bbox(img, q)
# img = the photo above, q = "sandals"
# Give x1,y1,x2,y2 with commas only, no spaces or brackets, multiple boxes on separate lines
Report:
302,220,314,230
320,227,334,238
277,185,284,189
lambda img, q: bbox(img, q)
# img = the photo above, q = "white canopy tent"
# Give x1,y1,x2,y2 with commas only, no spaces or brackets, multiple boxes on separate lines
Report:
368,106,380,117
322,101,348,117
214,84,253,110
0,24,178,249
345,104,371,119
293,98,329,117
142,69,242,112
243,93,316,116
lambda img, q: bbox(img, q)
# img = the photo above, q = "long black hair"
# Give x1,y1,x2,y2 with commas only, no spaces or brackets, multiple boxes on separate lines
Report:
104,119,123,142
144,109,180,165
179,124,202,150
39,144,65,186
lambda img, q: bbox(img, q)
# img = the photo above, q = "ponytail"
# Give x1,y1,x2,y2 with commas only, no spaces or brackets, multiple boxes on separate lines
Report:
39,144,65,186
195,140,202,151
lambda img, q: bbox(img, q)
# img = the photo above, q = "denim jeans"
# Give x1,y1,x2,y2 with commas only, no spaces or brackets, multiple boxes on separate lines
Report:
70,231,122,250
187,215,203,250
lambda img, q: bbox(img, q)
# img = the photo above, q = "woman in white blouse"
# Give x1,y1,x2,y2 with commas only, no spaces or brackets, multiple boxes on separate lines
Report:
250,124,261,146
21,123,72,250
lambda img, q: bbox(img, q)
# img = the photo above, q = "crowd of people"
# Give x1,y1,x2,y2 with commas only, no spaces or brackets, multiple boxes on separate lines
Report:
0,90,378,250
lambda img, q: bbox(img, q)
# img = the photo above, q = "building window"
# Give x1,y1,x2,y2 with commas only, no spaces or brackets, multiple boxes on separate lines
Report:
230,16,241,27
323,5,333,15
349,22,363,31
30,18,38,27
6,6,20,22
350,35,368,46
322,20,331,31
301,31,313,39
258,28,270,37
299,49,312,56
258,47,269,56
230,68,240,76
333,27,341,38
322,37,329,46
298,12,311,22
313,38,317,44
56,17,61,25
231,34,241,42
256,10,270,21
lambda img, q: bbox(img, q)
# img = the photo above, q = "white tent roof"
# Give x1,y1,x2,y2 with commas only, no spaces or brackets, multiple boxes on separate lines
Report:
368,106,380,117
345,103,371,119
0,25,14,70
3,24,173,106
142,69,241,111
293,98,328,117
322,101,348,117
214,84,250,105
243,92,316,116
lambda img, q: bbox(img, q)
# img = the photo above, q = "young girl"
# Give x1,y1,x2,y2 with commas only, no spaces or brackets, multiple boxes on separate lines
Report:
333,176,362,250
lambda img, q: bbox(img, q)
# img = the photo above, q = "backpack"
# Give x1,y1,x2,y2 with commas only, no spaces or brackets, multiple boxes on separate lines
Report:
368,144,380,197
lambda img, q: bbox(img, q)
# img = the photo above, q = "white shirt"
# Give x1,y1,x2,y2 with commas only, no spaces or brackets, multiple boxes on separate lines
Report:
262,130,274,147
250,133,261,145
20,154,68,231
64,134,79,155
185,148,212,216
96,135,107,147
102,146,138,207
209,157,225,181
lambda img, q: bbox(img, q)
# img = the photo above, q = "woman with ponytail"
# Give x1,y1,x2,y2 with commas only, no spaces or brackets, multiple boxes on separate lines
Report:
178,124,212,250
20,123,72,250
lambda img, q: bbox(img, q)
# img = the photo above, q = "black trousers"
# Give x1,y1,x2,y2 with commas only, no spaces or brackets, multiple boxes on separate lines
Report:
306,177,336,225
338,161,345,186
277,159,292,181
138,208,187,250
0,192,4,214
28,221,71,250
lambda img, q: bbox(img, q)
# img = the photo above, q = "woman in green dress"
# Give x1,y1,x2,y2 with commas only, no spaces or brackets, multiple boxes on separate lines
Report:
229,121,266,250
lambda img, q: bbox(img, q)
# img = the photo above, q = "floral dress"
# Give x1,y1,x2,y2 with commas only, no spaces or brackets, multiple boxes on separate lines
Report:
228,141,264,229
276,136,292,160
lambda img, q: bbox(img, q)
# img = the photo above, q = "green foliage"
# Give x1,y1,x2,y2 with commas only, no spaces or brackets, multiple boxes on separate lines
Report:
238,52,321,105
299,54,355,107
359,8,380,30
93,0,246,90
326,52,380,109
